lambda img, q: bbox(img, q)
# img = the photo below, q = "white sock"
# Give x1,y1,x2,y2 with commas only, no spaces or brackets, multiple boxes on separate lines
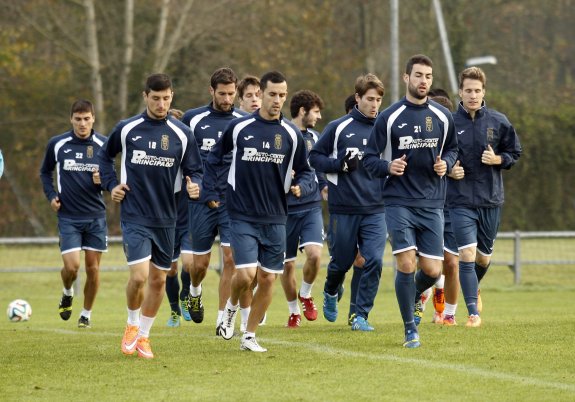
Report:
80,309,91,319
299,281,313,298
217,310,224,326
225,299,239,311
435,274,445,289
138,315,155,338
244,331,256,339
421,287,432,310
288,299,300,315
127,308,140,326
190,284,202,297
444,303,457,316
63,287,73,297
240,307,250,326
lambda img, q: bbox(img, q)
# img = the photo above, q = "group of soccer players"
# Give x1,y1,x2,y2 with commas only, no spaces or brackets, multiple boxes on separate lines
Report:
40,53,521,357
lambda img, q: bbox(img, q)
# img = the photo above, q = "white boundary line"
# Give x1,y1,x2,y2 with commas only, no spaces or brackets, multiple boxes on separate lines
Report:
26,327,575,394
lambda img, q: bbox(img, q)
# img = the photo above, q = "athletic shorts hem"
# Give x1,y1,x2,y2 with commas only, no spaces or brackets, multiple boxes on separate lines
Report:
477,249,493,257
151,261,171,271
443,247,459,256
128,255,151,266
392,245,417,255
283,257,297,263
299,241,323,249
417,251,444,261
236,262,258,269
457,242,478,250
259,265,284,274
61,247,82,255
191,249,212,256
82,246,108,253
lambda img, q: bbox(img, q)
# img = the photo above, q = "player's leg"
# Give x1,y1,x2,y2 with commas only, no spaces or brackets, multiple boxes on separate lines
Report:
179,250,193,321
353,212,386,331
474,207,501,314
57,218,83,321
442,209,460,325
165,259,181,327
451,208,481,327
386,206,419,348
281,212,302,326
348,252,365,324
323,213,359,322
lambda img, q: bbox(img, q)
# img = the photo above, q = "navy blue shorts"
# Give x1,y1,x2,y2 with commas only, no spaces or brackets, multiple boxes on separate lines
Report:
172,227,192,262
385,206,444,260
230,219,286,273
121,222,174,270
285,207,324,261
189,202,231,254
443,209,459,256
449,207,501,256
58,217,107,254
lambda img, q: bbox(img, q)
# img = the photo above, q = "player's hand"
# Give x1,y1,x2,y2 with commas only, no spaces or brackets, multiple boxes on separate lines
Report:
111,183,130,203
321,185,328,201
186,176,200,200
388,155,407,176
207,200,220,209
481,144,501,165
50,196,61,212
290,185,301,198
341,151,359,173
448,160,465,180
434,155,447,177
92,168,101,185
169,108,184,120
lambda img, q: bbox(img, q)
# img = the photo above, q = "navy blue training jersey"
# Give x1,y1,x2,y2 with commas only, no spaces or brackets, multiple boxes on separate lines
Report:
40,130,106,219
309,107,385,215
204,111,315,225
98,112,203,228
287,128,323,213
181,103,246,203
446,101,521,208
363,97,458,208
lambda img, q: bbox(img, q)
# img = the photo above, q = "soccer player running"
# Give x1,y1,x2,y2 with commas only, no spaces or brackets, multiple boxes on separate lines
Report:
181,67,252,333
309,73,387,332
447,66,521,327
363,55,458,348
280,89,326,328
206,71,314,352
98,73,203,359
237,75,262,113
40,99,107,329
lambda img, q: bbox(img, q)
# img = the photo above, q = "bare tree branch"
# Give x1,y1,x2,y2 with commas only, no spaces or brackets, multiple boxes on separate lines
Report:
119,0,135,118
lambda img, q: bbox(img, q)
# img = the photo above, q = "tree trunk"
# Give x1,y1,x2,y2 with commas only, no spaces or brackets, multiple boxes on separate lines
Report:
119,0,135,118
84,0,105,132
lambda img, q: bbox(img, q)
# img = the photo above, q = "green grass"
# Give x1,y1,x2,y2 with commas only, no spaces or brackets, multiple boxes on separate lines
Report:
1,248,575,401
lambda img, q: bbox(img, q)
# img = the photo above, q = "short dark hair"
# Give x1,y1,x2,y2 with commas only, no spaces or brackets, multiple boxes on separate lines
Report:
210,67,238,89
260,71,286,91
430,95,453,111
405,54,433,75
344,94,357,114
355,73,385,98
70,99,94,117
428,88,450,99
145,73,172,94
458,66,486,89
289,90,324,118
238,75,260,99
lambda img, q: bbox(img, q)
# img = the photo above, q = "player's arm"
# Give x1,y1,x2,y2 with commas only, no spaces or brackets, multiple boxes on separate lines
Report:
309,123,346,173
203,124,233,203
363,117,392,178
441,114,459,174
182,131,203,200
39,139,59,204
291,134,316,198
97,127,121,192
494,119,522,170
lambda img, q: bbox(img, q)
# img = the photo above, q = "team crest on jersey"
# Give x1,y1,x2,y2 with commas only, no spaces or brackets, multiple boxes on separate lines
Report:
274,134,282,150
306,139,312,151
486,127,494,143
425,116,433,132
86,146,94,158
161,135,169,150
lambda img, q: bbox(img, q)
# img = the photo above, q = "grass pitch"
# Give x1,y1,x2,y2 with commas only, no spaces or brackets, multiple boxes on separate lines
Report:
1,252,574,401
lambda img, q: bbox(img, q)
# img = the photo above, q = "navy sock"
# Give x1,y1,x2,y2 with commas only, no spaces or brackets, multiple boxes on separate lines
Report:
475,262,490,283
459,261,479,315
165,275,181,314
348,265,363,317
414,270,438,302
395,271,416,332
180,269,191,300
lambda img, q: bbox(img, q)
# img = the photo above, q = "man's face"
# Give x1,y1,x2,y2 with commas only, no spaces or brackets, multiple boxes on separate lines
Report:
405,63,433,100
70,112,95,139
459,78,485,113
211,82,237,112
259,81,288,120
144,88,173,119
301,105,322,129
239,84,261,112
356,88,383,118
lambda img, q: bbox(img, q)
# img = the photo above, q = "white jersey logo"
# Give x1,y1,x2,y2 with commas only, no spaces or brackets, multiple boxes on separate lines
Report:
131,150,175,167
398,136,439,150
244,135,254,141
457,130,465,135
398,123,407,128
132,136,142,141
63,149,72,153
241,147,285,164
201,125,210,130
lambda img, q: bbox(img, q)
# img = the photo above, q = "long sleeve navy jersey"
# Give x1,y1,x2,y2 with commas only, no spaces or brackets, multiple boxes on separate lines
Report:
446,101,521,208
309,107,385,215
363,97,458,209
98,112,203,228
181,103,246,203
40,130,106,220
204,111,315,225
287,128,322,213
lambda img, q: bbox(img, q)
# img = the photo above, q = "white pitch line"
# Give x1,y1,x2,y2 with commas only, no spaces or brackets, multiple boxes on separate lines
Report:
26,327,575,394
